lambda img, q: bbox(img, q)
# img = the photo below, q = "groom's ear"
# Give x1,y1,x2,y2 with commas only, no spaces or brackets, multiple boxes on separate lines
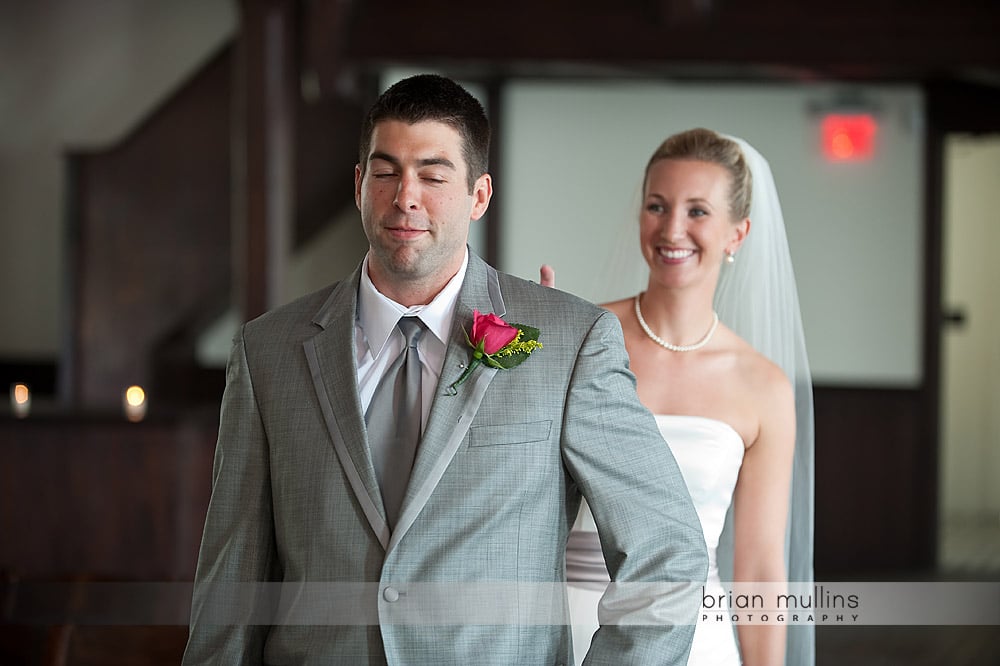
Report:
470,173,492,221
354,163,364,211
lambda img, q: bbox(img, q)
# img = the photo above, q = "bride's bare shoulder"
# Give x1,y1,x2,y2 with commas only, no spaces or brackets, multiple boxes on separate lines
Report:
599,297,633,321
726,331,793,409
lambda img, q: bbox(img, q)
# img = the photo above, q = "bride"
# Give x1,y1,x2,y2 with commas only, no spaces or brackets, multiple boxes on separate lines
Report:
545,128,814,665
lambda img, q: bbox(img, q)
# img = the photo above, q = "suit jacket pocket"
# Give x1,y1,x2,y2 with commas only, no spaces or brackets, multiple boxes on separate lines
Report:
468,420,552,447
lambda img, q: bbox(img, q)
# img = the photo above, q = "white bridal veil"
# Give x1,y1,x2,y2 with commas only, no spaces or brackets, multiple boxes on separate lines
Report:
716,137,815,665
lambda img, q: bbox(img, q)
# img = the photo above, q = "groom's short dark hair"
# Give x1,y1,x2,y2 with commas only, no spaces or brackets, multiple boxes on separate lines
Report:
358,74,490,193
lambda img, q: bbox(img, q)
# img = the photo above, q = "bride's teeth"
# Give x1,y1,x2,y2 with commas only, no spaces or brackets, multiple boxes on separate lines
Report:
661,249,692,259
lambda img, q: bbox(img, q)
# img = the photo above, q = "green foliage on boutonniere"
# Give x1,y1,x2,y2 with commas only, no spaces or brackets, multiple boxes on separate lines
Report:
446,310,542,395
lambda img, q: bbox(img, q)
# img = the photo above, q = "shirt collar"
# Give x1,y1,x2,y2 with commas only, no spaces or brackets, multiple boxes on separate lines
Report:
358,249,468,360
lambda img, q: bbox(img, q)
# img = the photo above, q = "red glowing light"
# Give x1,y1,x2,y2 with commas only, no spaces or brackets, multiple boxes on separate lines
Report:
821,114,877,161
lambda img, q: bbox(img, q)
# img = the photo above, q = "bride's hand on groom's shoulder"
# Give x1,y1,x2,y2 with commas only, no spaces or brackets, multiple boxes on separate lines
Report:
539,265,555,288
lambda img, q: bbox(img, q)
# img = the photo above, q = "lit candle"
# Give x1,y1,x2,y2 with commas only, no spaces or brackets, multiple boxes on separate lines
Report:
123,385,147,422
10,383,30,419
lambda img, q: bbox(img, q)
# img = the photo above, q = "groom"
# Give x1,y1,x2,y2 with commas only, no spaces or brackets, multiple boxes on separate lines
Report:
183,74,707,665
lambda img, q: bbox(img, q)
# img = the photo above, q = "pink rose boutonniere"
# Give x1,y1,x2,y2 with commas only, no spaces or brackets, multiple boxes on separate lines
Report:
446,309,543,395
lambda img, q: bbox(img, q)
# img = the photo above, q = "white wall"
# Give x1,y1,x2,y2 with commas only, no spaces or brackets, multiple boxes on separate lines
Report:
499,81,925,385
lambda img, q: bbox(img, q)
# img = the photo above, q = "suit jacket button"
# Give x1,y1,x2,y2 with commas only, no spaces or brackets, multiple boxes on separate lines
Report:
383,587,400,602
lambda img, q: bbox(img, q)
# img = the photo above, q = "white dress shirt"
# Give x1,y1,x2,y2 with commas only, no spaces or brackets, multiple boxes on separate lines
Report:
356,250,468,432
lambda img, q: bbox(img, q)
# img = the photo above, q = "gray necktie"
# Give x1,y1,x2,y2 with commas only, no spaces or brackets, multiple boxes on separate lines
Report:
365,316,426,528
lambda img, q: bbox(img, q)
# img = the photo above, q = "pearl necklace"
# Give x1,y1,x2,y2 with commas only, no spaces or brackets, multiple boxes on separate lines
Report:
634,294,719,352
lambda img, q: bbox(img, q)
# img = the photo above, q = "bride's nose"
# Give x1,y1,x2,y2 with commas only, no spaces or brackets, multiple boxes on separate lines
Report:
662,212,687,241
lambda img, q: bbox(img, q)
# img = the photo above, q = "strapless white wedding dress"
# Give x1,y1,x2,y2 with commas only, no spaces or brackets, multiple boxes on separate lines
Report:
566,414,745,665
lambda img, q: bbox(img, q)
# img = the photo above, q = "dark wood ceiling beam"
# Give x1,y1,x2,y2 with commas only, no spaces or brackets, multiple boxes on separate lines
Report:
324,3,999,78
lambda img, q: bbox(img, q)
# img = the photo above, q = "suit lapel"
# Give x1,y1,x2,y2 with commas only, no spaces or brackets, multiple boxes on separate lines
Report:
303,266,391,549
388,254,506,554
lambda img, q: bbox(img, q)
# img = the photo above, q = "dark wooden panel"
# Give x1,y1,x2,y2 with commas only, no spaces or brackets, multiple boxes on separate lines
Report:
0,385,934,625
813,385,933,575
59,625,189,666
295,0,369,247
0,415,217,580
0,623,188,666
232,0,298,321
294,92,368,247
0,624,50,665
64,28,367,408
67,49,233,408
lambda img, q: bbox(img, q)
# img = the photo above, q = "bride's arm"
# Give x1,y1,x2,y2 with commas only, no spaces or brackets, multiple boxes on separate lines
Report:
731,366,796,666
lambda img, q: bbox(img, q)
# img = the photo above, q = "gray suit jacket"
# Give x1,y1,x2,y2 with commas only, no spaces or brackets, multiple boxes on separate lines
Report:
184,252,707,665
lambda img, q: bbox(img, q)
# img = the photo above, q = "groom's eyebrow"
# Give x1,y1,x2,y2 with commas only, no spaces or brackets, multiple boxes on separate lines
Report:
417,157,456,170
369,152,456,171
369,151,400,167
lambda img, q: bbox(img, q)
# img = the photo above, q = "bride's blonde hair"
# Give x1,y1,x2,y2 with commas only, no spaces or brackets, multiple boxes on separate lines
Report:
644,128,753,220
